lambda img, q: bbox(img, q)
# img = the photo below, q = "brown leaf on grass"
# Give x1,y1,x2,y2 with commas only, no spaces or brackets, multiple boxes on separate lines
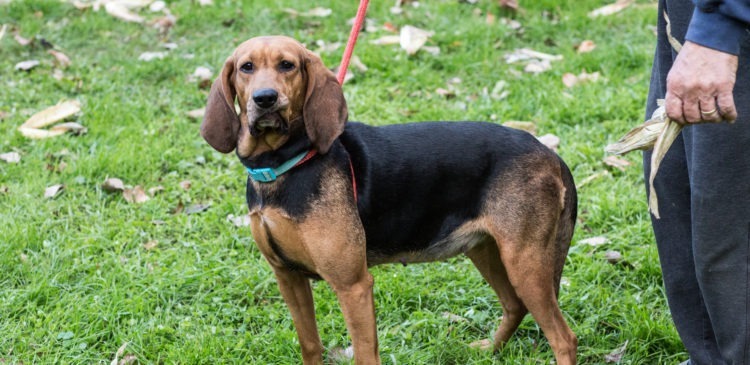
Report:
588,0,634,17
102,178,126,192
44,184,64,199
468,339,493,351
435,88,455,99
184,203,210,215
13,29,32,46
105,2,145,23
537,134,560,151
148,185,164,196
603,155,632,171
50,122,87,135
0,186,8,194
15,60,40,71
143,240,158,250
0,24,7,42
0,152,21,163
123,186,149,204
111,342,129,365
178,180,191,190
503,121,537,135
47,49,71,68
118,355,137,365
383,22,399,33
505,48,563,64
576,170,611,189
328,346,354,363
186,108,205,120
370,35,401,46
20,100,81,129
227,213,251,227
151,13,176,35
580,236,609,246
442,311,468,323
604,250,623,264
605,340,629,362
400,25,434,55
499,0,519,10
576,40,597,53
138,51,168,61
282,7,332,17
562,71,601,88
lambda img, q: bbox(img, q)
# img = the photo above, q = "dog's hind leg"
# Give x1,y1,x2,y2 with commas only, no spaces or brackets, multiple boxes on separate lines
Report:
466,238,528,350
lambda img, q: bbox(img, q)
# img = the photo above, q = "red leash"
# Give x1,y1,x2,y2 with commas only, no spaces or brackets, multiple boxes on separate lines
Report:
337,0,370,85
337,0,369,203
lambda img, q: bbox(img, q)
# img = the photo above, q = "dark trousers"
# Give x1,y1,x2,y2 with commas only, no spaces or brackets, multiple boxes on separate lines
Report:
645,1,750,364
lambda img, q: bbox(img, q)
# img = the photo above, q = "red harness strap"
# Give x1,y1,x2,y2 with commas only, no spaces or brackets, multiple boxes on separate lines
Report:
294,149,358,203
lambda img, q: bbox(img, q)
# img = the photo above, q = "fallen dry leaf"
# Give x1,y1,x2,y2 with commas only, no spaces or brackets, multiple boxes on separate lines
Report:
111,342,129,365
178,180,191,190
186,108,205,120
143,240,158,250
105,1,145,23
537,133,560,151
282,7,332,17
44,184,64,199
0,152,21,163
370,35,401,46
118,355,137,365
190,66,212,83
435,88,455,99
0,186,8,194
442,311,468,323
147,185,164,195
502,121,537,135
123,186,149,204
588,0,634,17
468,339,493,351
17,128,66,139
328,346,354,364
0,24,7,41
498,0,519,10
227,213,251,227
350,55,368,72
505,48,563,64
605,340,629,362
579,236,609,246
138,51,167,61
20,100,81,129
524,60,552,74
184,203,210,215
102,178,125,192
604,250,623,264
50,122,87,135
576,40,597,53
562,71,601,88
13,30,32,46
576,170,611,189
603,155,632,171
490,80,509,100
400,25,434,55
15,60,40,71
47,49,71,68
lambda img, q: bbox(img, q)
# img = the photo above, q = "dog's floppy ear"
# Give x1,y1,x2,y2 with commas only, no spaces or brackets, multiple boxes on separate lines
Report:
201,58,239,153
303,51,348,154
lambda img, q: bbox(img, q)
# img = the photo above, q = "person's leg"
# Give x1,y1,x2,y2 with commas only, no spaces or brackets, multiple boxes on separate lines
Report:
644,0,727,363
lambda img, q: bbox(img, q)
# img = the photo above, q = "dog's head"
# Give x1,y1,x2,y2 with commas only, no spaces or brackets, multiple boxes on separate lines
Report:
200,36,348,157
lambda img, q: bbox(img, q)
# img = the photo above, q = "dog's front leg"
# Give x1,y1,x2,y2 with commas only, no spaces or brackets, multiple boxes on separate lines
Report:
272,267,324,365
328,267,380,365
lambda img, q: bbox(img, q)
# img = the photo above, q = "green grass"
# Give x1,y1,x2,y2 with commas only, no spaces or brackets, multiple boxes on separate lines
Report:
0,0,685,363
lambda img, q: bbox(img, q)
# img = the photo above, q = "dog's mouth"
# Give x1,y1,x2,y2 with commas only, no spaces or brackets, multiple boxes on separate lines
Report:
251,112,288,136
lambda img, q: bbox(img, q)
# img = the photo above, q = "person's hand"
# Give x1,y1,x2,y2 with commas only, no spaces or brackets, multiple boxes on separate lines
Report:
665,41,739,124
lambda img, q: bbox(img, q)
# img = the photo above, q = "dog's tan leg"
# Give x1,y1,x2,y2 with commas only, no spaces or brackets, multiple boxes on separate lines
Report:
326,267,380,365
496,243,577,365
466,239,529,349
272,267,324,365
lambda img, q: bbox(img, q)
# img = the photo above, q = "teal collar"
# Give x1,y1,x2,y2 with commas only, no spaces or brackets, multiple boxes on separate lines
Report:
246,150,317,183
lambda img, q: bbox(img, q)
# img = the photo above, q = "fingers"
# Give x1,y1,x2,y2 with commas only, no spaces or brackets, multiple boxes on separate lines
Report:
698,96,721,123
717,92,738,122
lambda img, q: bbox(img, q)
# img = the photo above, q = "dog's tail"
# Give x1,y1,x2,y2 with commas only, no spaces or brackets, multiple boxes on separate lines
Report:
554,156,577,296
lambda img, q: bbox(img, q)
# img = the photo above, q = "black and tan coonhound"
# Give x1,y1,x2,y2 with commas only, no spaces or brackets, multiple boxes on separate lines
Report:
201,35,578,365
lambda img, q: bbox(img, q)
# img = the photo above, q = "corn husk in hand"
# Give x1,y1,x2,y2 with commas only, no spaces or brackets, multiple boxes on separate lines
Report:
605,101,683,219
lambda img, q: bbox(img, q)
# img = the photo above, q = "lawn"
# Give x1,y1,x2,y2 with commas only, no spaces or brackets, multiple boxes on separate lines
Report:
0,0,685,363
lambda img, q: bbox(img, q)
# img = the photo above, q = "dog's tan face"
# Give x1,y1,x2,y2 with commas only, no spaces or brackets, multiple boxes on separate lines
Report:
201,35,348,158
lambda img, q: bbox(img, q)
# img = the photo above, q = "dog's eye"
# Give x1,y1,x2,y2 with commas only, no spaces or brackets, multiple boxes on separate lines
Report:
240,62,254,74
279,60,295,72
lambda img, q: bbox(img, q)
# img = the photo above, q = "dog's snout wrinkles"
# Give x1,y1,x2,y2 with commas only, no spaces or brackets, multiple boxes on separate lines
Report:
253,88,279,109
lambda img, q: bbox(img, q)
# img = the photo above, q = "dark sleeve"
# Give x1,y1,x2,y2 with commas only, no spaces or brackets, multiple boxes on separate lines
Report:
685,0,750,55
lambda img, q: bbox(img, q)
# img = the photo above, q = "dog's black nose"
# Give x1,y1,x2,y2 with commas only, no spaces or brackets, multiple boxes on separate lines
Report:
252,88,278,109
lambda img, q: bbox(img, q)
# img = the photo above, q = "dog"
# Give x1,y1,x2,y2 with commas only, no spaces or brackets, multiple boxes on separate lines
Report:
201,36,578,365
